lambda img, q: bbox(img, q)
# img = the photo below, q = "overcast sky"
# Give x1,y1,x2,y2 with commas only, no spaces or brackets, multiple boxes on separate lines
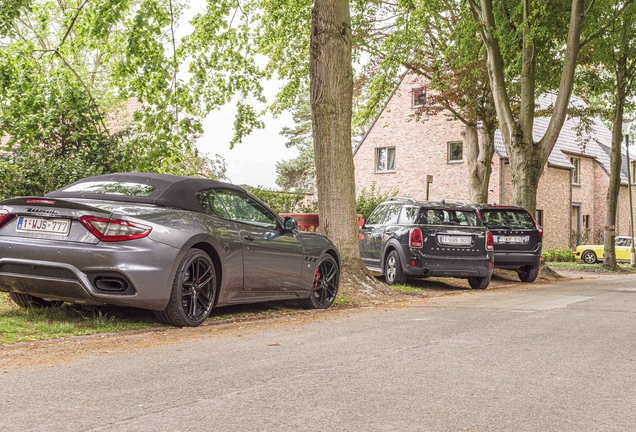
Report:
180,2,298,190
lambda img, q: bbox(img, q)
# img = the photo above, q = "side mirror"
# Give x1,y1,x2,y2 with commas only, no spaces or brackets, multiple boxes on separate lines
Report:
283,216,298,231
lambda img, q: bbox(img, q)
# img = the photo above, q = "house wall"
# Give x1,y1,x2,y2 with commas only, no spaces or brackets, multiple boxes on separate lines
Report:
353,75,500,203
570,155,597,245
617,185,636,238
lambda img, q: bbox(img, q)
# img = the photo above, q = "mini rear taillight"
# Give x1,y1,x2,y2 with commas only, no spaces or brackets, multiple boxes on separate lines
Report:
409,228,423,248
26,199,56,205
79,216,152,242
486,231,494,251
0,209,12,228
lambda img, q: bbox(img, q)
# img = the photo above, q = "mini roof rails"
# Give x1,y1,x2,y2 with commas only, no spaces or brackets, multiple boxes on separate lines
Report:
386,196,416,203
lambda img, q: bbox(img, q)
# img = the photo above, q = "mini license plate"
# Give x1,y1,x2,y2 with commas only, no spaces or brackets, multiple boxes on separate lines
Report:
495,235,529,244
438,235,471,245
16,217,71,236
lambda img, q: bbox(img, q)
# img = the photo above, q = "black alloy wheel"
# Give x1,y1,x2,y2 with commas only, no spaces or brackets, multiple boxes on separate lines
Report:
582,250,598,264
300,255,340,309
156,249,216,327
9,292,62,308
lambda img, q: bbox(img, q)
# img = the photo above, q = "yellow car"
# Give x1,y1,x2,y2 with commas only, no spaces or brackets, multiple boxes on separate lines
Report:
573,236,634,264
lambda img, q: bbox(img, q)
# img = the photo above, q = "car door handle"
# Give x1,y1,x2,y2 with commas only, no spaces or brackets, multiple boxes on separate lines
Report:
243,235,255,242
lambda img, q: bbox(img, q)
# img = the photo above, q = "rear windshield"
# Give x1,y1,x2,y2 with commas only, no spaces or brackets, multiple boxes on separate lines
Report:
481,209,535,229
401,207,480,226
63,181,156,196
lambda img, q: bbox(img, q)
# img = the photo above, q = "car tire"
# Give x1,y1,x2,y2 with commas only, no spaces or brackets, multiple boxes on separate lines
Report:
299,255,340,309
468,276,491,290
581,250,598,264
384,250,407,285
518,265,539,283
155,248,217,327
9,292,63,308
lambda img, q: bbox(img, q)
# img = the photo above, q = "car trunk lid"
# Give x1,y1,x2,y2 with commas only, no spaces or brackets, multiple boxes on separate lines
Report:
0,197,113,244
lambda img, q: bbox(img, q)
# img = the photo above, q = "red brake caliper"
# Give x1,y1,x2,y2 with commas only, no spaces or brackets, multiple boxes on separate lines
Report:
314,268,321,288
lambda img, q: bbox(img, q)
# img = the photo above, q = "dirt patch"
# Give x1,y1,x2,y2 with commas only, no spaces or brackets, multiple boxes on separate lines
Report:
0,267,589,369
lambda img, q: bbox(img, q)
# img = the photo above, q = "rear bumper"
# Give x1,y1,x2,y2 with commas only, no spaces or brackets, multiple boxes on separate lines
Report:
493,251,542,270
0,236,181,310
404,253,494,278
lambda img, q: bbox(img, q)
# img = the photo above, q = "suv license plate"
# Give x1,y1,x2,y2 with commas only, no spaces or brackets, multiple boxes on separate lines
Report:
438,235,471,245
16,217,71,236
495,235,529,244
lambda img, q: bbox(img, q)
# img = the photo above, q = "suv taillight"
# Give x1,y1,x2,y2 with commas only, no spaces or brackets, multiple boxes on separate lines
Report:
0,209,12,228
486,231,494,251
79,216,152,242
530,214,543,236
409,228,423,248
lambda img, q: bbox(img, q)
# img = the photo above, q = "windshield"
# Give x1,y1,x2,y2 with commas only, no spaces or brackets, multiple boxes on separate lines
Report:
481,209,535,229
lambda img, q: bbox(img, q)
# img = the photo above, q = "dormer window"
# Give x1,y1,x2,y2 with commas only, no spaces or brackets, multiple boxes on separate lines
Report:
412,88,426,108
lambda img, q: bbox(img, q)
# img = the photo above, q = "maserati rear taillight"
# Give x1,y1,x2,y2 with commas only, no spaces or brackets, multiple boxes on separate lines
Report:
409,228,423,248
79,216,152,242
0,209,12,228
486,231,494,251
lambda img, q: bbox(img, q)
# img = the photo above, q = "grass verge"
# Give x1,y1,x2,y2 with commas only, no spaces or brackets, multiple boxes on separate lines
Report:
0,293,160,345
547,262,636,273
1,292,354,346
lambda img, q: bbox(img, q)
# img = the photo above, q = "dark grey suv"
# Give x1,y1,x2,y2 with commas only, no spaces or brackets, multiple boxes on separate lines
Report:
471,204,543,282
359,198,494,289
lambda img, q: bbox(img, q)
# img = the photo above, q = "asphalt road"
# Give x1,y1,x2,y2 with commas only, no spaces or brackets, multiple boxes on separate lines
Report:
2,274,636,431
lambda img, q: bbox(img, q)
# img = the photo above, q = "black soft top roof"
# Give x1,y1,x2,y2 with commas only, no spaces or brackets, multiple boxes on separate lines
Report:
46,172,247,213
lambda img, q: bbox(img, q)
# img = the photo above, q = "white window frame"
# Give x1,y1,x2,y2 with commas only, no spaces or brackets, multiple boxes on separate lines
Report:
447,141,463,163
412,88,426,108
570,157,581,185
375,147,396,173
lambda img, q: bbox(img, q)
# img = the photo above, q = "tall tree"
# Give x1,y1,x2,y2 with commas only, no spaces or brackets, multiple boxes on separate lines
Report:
0,0,224,198
184,0,382,280
466,0,623,213
310,0,360,264
580,2,636,268
276,91,316,192
355,0,497,203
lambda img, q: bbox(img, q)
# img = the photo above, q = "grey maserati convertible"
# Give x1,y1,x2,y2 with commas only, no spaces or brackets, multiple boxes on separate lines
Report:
0,173,340,326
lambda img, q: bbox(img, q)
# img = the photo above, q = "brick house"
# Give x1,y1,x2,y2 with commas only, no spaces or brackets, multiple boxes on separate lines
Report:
353,75,636,250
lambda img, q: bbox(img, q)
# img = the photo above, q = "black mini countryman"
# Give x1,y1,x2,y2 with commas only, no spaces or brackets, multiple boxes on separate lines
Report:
359,198,495,289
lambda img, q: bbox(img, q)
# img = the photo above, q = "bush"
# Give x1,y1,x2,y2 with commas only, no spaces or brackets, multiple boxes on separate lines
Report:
356,183,400,220
246,187,313,214
542,247,576,262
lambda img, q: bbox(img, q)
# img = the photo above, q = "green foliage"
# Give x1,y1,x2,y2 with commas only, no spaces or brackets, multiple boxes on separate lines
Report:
246,187,311,214
0,0,229,199
542,248,576,263
275,89,315,192
571,229,591,247
356,183,399,220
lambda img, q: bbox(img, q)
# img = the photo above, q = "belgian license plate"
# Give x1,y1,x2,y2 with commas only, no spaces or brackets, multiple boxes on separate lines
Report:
439,235,471,245
495,235,528,244
16,217,71,236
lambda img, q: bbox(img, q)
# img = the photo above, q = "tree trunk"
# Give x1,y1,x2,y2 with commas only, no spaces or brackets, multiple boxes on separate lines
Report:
309,0,359,263
470,0,585,213
603,56,628,269
464,124,495,203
